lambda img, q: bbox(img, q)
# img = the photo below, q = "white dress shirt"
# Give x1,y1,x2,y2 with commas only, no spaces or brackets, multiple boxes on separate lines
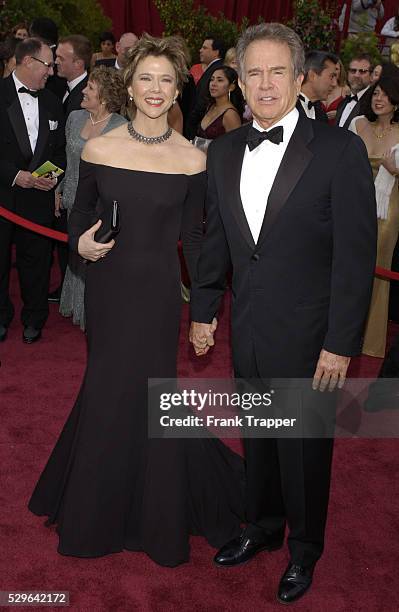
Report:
338,85,369,128
299,92,316,120
13,71,39,153
62,71,87,103
240,107,299,243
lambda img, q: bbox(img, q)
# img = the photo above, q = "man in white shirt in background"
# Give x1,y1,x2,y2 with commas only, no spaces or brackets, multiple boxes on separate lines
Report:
335,53,373,128
0,38,65,343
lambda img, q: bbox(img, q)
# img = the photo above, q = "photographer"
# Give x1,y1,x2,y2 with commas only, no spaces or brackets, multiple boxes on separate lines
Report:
381,7,399,46
340,0,384,34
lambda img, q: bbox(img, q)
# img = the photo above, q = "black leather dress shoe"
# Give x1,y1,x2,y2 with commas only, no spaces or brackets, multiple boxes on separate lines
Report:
23,326,41,344
48,288,61,303
277,562,315,604
214,530,284,567
0,325,7,342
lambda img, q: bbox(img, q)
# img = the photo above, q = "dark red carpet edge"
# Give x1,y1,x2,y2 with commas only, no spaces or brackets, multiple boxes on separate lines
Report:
1,261,398,612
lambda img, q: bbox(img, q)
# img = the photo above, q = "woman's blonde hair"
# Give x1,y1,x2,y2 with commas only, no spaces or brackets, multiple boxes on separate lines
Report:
123,33,189,95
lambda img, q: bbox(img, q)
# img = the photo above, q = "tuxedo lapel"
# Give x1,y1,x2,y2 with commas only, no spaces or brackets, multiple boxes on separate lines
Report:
29,98,50,172
5,76,33,163
226,124,255,250
257,114,314,245
342,100,361,129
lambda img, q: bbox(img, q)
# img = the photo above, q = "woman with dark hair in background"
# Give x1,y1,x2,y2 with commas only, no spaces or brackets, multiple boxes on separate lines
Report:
91,31,116,68
350,76,399,357
196,65,243,147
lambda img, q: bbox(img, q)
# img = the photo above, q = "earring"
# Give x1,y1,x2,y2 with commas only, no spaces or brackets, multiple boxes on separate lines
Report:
228,90,231,101
129,96,133,101
173,97,177,105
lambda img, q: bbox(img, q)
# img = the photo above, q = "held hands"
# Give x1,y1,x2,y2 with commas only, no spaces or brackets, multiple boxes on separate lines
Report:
78,219,115,262
189,318,218,356
312,349,350,392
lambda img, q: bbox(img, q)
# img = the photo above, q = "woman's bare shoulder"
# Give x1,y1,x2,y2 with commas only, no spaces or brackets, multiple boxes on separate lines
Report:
170,131,205,173
81,136,110,163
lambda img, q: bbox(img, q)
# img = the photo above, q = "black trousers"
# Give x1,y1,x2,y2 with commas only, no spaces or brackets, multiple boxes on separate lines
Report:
236,353,335,568
0,217,52,329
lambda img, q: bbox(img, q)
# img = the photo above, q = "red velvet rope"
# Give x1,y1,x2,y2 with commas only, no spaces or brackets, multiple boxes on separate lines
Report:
0,206,68,243
1,205,399,281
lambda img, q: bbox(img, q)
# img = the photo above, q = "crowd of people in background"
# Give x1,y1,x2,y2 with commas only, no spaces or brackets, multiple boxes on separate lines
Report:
0,15,398,361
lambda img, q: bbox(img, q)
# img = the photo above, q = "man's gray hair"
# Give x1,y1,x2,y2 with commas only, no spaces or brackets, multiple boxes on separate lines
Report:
236,22,305,80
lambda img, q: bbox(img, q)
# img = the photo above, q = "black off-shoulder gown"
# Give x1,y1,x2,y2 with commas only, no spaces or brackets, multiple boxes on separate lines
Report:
28,161,243,566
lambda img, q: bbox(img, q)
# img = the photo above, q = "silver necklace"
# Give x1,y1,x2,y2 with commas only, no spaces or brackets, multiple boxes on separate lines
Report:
90,112,112,125
127,121,172,144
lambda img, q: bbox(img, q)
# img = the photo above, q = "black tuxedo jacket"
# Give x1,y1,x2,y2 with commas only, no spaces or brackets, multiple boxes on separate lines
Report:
186,59,224,140
335,87,373,129
63,75,88,118
297,98,329,123
191,114,377,378
0,75,66,225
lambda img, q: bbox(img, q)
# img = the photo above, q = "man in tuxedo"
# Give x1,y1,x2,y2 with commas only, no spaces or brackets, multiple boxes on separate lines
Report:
47,35,91,302
298,50,338,122
96,32,138,70
336,54,373,128
190,23,376,604
56,35,91,118
186,35,224,139
0,38,65,343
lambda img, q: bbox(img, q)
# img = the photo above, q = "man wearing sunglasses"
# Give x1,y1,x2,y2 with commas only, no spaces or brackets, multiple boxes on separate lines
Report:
0,37,65,344
335,54,374,128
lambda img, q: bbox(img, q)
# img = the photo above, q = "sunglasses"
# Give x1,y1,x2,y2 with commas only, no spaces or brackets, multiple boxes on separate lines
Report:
348,68,371,75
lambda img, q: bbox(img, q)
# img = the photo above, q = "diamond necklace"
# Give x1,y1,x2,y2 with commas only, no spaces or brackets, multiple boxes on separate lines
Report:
127,121,172,144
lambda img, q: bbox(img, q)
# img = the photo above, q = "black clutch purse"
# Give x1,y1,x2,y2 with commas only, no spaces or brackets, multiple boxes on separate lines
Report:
95,200,120,243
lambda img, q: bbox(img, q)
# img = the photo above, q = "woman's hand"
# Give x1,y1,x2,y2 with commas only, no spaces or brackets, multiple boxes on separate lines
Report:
78,219,115,262
381,150,398,176
55,192,62,218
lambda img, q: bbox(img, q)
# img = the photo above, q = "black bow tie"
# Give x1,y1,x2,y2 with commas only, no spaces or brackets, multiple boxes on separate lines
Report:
347,94,358,103
18,86,39,98
299,94,316,110
246,125,284,151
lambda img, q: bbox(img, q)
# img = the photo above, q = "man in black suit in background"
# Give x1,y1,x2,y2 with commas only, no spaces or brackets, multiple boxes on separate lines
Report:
0,38,65,343
47,35,91,302
190,23,376,604
186,35,224,139
56,35,91,117
298,50,338,122
335,53,373,128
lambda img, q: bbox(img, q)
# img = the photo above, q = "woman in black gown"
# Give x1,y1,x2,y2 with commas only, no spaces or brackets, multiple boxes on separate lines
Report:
28,34,243,567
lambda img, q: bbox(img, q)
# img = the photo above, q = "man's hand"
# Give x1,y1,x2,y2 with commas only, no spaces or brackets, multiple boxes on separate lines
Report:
78,219,115,262
34,176,57,191
15,171,36,189
189,318,218,356
312,349,350,392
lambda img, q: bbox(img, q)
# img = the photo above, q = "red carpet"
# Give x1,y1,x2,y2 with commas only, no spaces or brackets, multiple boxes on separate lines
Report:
1,261,398,611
